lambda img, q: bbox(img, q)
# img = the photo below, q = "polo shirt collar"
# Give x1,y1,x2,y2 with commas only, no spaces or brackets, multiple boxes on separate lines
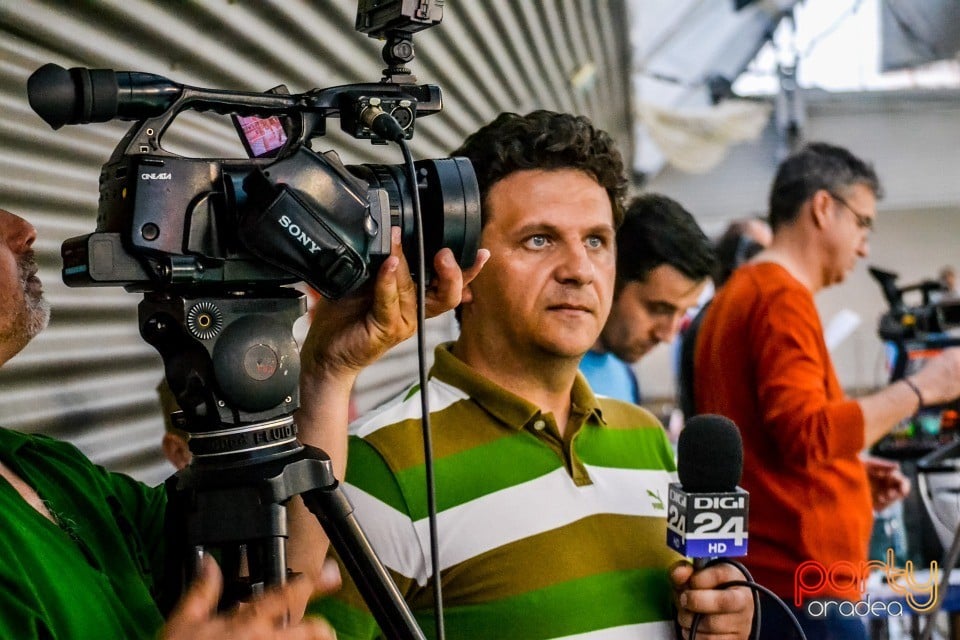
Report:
430,343,606,430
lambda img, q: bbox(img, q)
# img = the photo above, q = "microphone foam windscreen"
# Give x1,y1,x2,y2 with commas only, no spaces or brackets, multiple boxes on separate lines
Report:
677,414,743,492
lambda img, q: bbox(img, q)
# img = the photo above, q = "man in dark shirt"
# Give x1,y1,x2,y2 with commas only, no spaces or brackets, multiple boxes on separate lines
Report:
580,194,714,405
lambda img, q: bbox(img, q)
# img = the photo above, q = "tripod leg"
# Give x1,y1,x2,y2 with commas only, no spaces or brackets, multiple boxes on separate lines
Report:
159,444,426,637
265,536,287,587
219,544,250,605
302,485,426,640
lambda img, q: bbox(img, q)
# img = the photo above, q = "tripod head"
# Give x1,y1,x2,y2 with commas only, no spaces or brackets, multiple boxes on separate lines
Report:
141,288,305,464
148,283,425,638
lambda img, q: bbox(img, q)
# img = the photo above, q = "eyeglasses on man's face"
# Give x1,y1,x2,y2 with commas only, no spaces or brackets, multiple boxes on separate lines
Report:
826,190,874,233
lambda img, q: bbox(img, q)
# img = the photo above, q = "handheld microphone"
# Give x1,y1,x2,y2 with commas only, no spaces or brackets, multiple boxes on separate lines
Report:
667,414,749,565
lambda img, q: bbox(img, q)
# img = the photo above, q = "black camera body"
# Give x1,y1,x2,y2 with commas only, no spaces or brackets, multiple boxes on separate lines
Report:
26,2,479,447
27,0,473,302
33,68,479,299
870,267,960,459
872,267,960,344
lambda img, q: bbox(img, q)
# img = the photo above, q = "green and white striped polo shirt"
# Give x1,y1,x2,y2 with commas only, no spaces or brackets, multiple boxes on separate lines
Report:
310,343,681,639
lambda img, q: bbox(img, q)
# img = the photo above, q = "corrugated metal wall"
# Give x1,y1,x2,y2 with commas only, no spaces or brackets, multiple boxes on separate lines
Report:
0,0,633,485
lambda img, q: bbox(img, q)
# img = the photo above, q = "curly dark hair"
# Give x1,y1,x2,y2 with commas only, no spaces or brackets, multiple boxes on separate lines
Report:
769,142,882,231
451,110,628,227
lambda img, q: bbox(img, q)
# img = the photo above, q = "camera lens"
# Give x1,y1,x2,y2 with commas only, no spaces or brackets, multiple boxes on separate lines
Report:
349,157,481,281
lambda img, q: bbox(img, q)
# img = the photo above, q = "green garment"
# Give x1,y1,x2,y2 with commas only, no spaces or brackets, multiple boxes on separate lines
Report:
310,344,680,639
0,428,167,639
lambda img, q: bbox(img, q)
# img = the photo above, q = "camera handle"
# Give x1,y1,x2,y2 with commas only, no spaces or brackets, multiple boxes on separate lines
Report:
144,290,425,639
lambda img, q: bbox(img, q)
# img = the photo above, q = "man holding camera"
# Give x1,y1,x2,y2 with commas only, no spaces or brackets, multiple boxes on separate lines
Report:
693,142,960,639
0,207,483,639
311,110,753,639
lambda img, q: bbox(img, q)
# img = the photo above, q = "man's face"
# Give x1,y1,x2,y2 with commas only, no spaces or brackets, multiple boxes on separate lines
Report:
600,265,707,362
0,209,50,365
822,183,876,286
943,271,956,292
460,168,616,361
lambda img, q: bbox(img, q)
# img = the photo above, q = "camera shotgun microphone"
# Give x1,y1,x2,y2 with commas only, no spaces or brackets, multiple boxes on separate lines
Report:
667,414,749,568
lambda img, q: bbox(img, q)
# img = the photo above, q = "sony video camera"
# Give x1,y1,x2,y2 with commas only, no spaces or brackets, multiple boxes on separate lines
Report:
26,7,479,300
24,0,480,439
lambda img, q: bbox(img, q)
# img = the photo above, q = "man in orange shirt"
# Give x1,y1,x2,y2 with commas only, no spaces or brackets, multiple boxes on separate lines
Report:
694,142,960,639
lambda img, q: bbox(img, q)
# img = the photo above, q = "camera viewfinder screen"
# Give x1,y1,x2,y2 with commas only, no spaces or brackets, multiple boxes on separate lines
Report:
235,114,288,158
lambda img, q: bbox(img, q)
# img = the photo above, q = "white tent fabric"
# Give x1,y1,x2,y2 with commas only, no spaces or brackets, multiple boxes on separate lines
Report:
637,97,772,173
881,0,960,71
629,0,799,176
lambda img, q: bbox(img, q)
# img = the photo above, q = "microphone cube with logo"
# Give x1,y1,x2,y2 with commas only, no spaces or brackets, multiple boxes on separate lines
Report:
667,414,749,560
666,484,749,558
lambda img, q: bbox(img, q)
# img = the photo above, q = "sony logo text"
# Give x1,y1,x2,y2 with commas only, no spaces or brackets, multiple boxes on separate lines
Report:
279,215,323,254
